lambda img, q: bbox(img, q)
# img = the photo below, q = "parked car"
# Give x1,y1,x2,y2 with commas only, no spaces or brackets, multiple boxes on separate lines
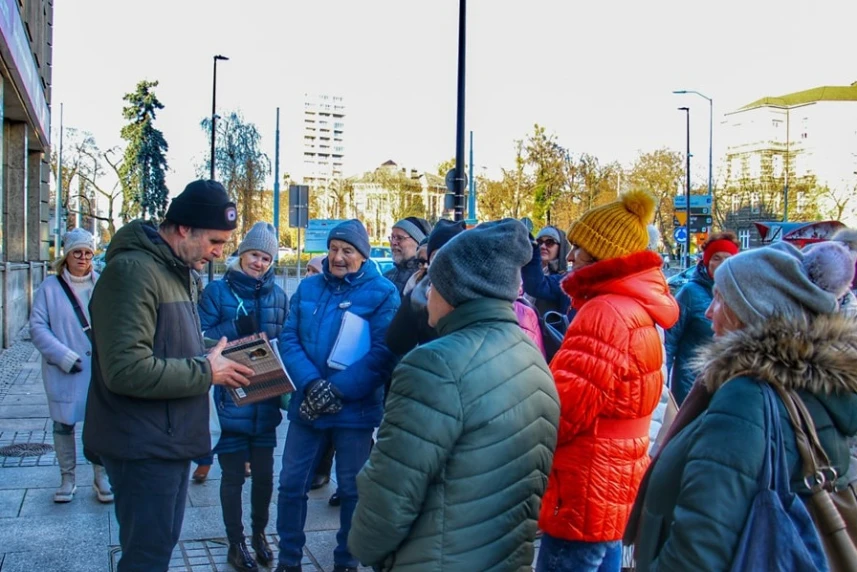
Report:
667,265,697,294
370,246,392,258
92,250,107,273
371,257,395,276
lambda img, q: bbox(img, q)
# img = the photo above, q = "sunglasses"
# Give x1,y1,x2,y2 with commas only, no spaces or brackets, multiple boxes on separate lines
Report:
71,250,94,260
537,239,559,247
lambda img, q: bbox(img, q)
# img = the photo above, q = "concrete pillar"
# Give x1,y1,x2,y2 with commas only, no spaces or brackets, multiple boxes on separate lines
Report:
3,121,27,262
27,150,46,261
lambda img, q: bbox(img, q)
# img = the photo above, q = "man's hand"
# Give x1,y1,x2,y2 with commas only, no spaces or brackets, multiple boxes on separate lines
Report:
206,337,253,388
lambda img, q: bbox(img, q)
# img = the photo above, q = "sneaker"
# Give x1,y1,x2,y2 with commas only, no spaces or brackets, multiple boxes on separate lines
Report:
192,464,210,484
328,491,341,507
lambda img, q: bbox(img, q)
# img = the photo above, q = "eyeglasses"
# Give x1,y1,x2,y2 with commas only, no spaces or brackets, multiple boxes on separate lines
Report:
537,239,559,247
388,234,414,244
71,250,94,260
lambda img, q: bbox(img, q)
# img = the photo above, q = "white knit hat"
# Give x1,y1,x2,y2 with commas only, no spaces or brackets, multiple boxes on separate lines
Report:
63,227,95,254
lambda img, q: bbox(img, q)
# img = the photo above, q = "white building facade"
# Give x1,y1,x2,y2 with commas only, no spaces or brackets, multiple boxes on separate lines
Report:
722,84,857,226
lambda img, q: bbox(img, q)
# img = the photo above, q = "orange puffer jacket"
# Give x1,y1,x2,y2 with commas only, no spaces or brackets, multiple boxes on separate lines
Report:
538,251,679,542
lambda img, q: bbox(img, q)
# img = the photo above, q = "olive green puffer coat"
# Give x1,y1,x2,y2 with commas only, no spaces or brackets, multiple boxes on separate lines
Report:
348,298,560,571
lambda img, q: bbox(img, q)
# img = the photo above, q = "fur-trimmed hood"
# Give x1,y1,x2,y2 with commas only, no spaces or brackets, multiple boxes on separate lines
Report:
695,313,857,397
562,250,678,329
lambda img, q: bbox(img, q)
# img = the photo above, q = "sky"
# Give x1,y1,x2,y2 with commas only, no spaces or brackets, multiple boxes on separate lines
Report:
51,0,857,199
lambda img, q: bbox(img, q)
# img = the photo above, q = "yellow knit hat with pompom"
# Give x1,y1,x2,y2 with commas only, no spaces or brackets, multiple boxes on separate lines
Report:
567,190,656,261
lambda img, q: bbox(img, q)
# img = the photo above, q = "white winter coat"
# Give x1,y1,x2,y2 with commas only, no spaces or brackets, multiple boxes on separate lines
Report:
29,272,98,425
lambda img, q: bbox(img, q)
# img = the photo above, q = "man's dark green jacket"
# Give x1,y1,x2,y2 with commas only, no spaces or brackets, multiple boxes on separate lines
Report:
83,221,213,460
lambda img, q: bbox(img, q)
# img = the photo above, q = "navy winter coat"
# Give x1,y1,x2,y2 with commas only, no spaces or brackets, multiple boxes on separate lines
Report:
664,263,713,405
278,258,399,429
198,266,288,453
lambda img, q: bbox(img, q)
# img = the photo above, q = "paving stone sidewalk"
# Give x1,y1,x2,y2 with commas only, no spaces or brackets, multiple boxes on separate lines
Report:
0,328,360,572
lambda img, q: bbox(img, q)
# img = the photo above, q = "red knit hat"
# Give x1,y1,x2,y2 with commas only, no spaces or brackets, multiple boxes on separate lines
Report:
703,239,739,271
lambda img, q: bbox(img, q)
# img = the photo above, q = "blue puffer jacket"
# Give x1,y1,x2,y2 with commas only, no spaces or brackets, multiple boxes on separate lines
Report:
199,265,288,453
278,258,399,429
664,263,713,405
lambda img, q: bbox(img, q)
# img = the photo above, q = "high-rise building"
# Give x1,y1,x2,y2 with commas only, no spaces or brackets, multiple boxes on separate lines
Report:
301,93,345,189
719,83,857,246
0,0,54,347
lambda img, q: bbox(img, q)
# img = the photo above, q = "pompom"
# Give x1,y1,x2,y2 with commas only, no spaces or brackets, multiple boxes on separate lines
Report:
803,241,855,299
621,190,656,224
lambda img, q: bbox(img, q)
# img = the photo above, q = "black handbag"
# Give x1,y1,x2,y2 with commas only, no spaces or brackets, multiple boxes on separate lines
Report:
56,275,103,466
541,310,569,362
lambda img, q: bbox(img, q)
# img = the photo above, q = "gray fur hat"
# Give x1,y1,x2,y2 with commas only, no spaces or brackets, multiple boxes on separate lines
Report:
238,222,279,259
714,241,853,325
428,218,532,307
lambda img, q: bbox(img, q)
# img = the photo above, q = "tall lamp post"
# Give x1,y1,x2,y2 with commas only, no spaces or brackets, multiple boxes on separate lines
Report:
209,54,228,282
674,90,713,216
453,0,467,222
678,106,691,269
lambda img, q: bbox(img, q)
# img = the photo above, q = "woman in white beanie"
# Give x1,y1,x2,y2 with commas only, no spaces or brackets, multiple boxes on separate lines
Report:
197,221,289,572
631,241,857,570
29,227,113,504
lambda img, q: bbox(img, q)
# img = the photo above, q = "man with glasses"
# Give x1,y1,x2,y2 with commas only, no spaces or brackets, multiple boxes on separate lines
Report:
385,217,432,295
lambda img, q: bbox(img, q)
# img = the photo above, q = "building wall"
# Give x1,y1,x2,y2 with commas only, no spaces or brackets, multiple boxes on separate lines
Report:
0,0,53,347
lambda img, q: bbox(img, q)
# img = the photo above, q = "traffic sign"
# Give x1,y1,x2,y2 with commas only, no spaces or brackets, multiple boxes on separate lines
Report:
674,227,688,244
304,219,347,252
445,168,468,193
288,185,310,229
673,195,713,209
672,215,713,233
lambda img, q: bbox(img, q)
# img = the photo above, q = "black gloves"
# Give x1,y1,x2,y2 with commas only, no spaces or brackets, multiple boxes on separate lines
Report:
70,359,83,374
299,379,344,421
235,315,259,337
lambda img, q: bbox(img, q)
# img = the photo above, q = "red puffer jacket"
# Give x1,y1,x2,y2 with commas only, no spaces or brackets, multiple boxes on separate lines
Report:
538,251,679,542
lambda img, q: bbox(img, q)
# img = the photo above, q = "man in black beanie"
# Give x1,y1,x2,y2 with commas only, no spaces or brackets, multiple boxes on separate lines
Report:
84,179,254,572
386,216,433,294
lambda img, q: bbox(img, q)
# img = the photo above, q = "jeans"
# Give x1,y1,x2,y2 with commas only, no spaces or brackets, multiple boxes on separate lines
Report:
535,534,622,572
101,456,190,572
219,447,274,543
276,422,373,568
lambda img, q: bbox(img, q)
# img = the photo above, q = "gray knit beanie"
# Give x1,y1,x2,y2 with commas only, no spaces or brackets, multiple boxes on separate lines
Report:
328,219,371,259
429,218,532,307
238,222,278,259
536,226,561,243
393,217,432,243
714,241,851,325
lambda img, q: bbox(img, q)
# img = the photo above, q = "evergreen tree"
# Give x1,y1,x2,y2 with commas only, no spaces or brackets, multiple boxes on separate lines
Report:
120,80,169,221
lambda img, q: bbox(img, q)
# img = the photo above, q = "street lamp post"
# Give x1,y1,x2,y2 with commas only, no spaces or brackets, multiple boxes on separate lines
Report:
673,90,713,217
453,0,467,222
679,106,691,269
209,54,228,282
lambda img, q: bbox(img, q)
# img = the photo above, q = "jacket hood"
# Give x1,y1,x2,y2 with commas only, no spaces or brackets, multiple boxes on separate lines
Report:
546,226,570,274
694,313,857,434
562,250,678,329
322,256,381,287
689,262,713,290
106,220,184,269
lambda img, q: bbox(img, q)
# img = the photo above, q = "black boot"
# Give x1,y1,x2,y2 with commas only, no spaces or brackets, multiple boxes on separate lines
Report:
227,541,258,571
310,473,330,490
328,491,341,506
274,565,302,572
251,532,274,566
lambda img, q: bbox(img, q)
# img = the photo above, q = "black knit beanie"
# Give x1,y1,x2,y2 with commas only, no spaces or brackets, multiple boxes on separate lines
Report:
427,219,466,259
165,180,237,231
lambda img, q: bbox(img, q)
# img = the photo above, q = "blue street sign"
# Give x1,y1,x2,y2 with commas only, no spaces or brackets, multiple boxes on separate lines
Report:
305,219,348,253
674,227,688,244
673,195,713,209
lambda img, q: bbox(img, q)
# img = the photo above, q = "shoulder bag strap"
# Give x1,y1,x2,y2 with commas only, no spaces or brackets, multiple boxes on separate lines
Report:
56,275,93,344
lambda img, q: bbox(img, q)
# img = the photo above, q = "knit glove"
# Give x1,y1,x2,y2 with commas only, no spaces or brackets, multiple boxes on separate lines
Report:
234,315,259,337
304,379,344,415
299,399,320,422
